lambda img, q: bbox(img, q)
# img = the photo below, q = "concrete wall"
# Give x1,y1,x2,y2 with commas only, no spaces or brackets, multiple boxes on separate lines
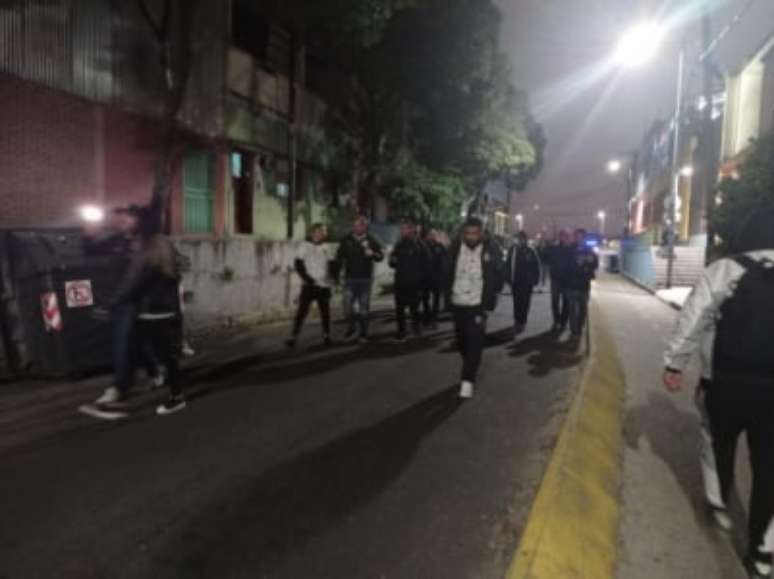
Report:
175,237,395,329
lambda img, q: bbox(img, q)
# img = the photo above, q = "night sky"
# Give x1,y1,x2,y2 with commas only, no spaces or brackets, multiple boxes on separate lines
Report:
498,0,774,235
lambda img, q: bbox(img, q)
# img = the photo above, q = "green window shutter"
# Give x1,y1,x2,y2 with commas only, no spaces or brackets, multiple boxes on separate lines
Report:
184,151,216,233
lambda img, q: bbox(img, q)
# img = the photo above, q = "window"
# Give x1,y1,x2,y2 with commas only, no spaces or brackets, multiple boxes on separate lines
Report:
184,151,216,234
231,150,254,234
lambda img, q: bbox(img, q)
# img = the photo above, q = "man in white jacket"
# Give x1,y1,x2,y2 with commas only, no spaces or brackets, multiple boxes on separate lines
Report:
663,209,774,579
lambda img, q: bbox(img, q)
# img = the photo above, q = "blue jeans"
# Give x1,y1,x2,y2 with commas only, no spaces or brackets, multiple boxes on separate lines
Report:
564,289,590,336
343,279,373,337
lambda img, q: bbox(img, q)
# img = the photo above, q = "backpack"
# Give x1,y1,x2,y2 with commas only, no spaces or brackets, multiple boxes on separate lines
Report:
713,255,774,383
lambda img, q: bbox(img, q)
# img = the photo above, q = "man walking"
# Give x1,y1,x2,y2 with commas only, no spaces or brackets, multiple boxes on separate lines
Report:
389,220,428,342
663,209,774,579
286,223,333,348
334,216,384,343
83,207,186,418
421,228,447,329
547,230,573,332
506,230,541,337
447,217,504,399
563,228,598,339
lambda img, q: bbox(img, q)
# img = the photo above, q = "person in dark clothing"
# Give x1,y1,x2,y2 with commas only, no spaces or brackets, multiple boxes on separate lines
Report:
663,208,774,579
446,217,505,399
421,229,447,328
563,228,599,338
84,207,185,418
286,224,333,348
333,216,385,343
506,231,541,337
389,220,429,342
547,229,573,332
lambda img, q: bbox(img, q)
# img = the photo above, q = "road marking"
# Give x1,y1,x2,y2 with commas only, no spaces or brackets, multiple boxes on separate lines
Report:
506,296,626,579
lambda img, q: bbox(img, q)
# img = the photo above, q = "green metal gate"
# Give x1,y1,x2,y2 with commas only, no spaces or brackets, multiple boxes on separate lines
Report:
183,151,215,233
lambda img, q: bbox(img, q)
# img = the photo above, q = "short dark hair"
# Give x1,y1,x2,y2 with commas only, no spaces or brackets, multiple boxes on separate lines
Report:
310,223,325,233
463,217,483,229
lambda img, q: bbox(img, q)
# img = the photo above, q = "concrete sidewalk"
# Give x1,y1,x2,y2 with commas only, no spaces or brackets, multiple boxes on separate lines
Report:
597,274,750,578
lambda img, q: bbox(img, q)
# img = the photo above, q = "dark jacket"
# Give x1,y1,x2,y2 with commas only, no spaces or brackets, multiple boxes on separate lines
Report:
424,239,448,289
389,237,429,291
563,244,599,292
506,245,541,288
334,233,384,281
547,243,575,282
110,234,181,316
445,238,505,311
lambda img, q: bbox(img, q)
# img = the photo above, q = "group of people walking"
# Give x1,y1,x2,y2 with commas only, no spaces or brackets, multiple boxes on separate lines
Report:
288,215,599,400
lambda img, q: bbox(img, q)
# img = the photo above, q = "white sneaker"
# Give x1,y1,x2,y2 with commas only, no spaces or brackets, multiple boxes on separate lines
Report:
95,387,122,406
710,506,733,532
459,381,474,399
748,559,773,579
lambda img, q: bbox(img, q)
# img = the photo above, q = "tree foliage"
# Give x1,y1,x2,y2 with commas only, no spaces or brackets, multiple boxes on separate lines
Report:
714,133,774,255
295,0,544,231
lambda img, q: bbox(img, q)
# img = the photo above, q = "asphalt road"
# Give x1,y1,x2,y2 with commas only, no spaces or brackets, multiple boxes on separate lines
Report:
0,291,581,579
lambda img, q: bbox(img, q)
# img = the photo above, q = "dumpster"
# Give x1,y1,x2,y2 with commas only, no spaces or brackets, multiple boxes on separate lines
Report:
0,229,128,377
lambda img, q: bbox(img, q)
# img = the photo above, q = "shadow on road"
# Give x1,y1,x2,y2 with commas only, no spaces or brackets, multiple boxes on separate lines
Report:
625,391,748,572
152,386,463,577
507,330,583,378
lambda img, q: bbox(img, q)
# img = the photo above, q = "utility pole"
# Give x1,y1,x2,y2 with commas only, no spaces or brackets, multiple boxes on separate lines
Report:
700,10,718,263
666,46,686,289
287,30,297,240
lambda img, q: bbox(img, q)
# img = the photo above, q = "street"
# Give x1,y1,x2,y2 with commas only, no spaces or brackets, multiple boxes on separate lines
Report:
0,293,582,579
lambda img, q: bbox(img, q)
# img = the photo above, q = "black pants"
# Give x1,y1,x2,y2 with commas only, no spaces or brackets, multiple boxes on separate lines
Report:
550,278,568,327
565,289,590,336
136,317,182,397
422,286,441,324
396,287,421,337
453,305,486,383
705,380,774,558
292,285,331,338
511,283,535,326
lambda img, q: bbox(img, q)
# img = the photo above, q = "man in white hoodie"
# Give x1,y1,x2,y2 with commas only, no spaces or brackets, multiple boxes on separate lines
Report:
663,208,774,579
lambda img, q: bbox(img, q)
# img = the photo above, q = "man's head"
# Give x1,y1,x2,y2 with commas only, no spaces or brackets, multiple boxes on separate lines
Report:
112,206,140,235
515,231,529,247
558,229,571,246
462,217,484,249
310,223,327,244
400,219,416,240
574,228,587,246
352,216,369,237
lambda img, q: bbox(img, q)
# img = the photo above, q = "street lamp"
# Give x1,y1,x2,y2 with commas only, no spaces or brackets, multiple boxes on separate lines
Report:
597,210,607,236
79,205,105,223
613,20,685,289
607,159,622,174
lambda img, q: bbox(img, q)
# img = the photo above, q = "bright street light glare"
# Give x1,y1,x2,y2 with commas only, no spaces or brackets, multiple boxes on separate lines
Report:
680,165,694,177
607,159,622,173
79,205,105,223
614,22,663,68
598,211,606,219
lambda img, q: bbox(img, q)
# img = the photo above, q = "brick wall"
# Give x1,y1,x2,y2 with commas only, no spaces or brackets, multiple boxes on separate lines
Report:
0,73,160,228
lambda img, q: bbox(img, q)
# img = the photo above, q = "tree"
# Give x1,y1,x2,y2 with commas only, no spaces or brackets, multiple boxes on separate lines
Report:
713,133,774,256
133,0,201,230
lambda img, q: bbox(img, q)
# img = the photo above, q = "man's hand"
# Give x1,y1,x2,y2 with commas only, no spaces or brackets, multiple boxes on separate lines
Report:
663,369,683,392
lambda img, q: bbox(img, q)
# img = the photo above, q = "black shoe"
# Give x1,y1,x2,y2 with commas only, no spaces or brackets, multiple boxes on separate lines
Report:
285,337,297,349
344,327,357,341
323,335,333,347
156,395,187,416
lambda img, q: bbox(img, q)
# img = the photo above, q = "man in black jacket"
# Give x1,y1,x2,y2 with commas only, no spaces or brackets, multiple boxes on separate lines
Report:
546,229,573,332
334,216,384,343
506,231,541,337
446,217,504,399
389,220,428,342
421,229,447,328
563,229,599,339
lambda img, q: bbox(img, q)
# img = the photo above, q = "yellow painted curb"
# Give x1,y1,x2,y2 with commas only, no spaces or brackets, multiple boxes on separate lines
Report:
506,296,626,579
